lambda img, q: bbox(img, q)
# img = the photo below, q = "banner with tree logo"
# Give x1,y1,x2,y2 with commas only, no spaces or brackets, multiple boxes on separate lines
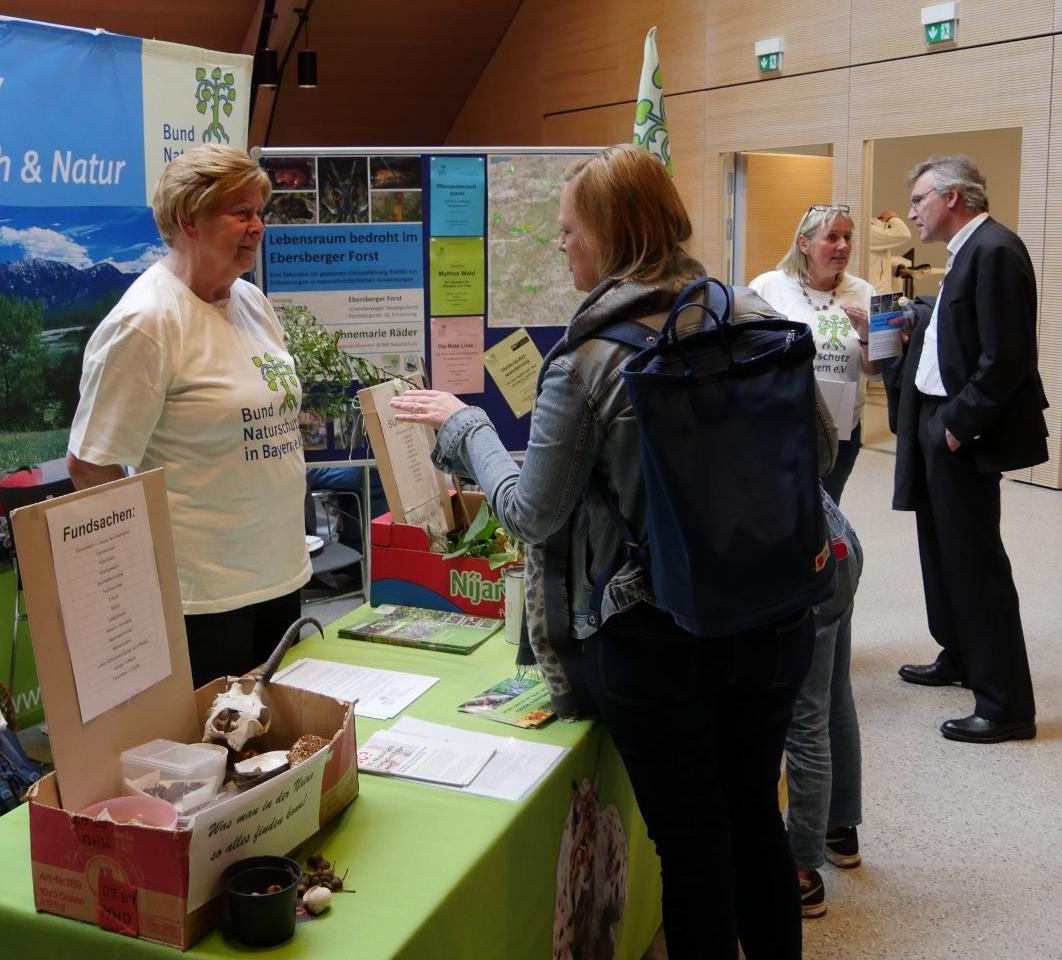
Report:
0,15,250,723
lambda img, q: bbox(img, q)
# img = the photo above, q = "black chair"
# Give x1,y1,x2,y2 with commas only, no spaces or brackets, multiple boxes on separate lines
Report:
0,478,76,700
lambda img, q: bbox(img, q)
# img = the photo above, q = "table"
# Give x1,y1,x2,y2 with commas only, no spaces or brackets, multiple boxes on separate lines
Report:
0,615,662,959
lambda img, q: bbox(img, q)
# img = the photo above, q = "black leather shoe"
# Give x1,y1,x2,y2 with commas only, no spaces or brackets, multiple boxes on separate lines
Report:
941,715,1036,744
898,660,967,687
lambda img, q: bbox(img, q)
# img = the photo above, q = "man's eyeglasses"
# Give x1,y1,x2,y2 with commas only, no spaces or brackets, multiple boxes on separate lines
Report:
909,187,942,209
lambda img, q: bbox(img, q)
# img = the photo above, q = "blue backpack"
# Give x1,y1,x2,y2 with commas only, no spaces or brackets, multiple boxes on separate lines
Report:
587,276,835,637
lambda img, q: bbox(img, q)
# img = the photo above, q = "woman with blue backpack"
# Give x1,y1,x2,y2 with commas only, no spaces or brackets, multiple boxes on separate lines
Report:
391,144,838,960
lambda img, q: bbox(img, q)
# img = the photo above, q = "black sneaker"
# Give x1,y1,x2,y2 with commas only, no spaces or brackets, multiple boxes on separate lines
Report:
824,826,861,868
799,869,826,918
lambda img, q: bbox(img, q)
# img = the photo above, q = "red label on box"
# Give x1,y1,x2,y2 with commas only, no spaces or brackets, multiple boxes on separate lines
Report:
97,873,139,937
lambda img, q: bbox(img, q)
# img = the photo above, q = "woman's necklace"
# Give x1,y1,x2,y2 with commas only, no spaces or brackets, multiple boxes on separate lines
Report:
799,278,839,311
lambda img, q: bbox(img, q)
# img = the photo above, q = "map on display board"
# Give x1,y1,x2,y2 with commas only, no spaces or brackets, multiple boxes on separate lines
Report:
255,147,601,457
486,154,591,328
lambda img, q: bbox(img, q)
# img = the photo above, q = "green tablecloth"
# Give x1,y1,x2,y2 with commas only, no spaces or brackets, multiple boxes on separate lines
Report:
0,616,662,959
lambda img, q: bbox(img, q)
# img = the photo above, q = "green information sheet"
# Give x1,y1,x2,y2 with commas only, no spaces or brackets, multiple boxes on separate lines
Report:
429,236,485,316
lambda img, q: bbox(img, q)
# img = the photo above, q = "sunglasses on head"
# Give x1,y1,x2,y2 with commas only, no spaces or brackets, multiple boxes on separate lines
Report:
799,203,851,232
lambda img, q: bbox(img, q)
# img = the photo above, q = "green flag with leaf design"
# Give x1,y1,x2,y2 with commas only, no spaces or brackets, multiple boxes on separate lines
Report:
633,26,672,175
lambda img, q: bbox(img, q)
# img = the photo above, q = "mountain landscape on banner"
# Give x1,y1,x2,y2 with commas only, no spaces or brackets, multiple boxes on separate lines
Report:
0,258,136,317
0,205,162,472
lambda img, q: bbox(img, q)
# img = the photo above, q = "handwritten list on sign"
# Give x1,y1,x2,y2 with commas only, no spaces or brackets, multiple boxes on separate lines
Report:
45,483,172,724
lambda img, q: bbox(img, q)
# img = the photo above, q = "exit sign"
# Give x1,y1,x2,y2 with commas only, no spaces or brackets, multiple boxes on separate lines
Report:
924,19,956,44
758,52,781,73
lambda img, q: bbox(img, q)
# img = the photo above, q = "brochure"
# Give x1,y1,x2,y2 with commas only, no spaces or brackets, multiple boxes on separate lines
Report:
337,603,502,655
458,675,555,728
271,657,438,720
392,717,568,802
868,291,905,362
356,729,495,787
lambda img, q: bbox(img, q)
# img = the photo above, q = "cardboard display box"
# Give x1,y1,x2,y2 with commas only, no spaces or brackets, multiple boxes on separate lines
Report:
11,470,358,950
370,490,513,619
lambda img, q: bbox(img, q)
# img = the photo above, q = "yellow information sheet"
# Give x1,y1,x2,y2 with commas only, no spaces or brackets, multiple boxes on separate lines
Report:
482,328,543,419
429,236,485,316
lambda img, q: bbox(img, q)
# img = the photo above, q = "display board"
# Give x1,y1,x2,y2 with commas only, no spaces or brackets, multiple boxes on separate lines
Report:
253,147,601,458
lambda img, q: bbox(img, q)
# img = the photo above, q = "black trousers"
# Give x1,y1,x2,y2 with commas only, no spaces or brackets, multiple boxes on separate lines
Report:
184,589,303,688
913,395,1035,721
584,602,814,960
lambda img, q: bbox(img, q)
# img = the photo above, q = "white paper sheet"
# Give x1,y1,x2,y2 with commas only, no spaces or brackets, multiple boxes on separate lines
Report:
392,717,568,803
357,729,495,786
45,482,171,724
815,379,858,443
271,657,438,719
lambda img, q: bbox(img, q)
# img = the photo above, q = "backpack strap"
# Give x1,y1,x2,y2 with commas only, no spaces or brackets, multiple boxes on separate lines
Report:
582,319,658,626
582,276,732,629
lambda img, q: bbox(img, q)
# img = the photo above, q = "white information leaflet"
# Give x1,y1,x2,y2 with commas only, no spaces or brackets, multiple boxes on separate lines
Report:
45,483,172,724
357,729,495,787
271,657,438,719
392,717,568,803
187,748,327,910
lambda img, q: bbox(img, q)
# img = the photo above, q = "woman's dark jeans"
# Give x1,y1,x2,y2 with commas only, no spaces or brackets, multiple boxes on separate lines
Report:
583,602,815,960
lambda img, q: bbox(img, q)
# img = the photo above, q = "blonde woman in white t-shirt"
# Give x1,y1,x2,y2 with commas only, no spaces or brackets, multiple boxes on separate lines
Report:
750,204,887,919
749,204,883,503
67,146,310,687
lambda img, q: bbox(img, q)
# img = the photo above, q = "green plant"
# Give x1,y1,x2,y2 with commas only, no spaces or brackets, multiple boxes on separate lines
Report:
278,304,391,421
443,500,523,569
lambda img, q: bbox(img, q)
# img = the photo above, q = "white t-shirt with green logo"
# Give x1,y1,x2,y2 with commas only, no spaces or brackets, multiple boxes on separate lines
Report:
748,270,875,435
70,262,311,614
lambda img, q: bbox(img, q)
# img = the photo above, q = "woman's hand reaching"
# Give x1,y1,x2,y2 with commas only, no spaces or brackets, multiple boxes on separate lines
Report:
389,389,467,429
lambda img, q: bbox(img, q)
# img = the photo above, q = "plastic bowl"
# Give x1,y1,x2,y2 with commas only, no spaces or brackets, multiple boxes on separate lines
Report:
78,794,179,829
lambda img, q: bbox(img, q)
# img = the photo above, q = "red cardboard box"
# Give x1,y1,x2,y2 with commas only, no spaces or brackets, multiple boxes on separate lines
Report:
371,491,512,618
12,471,359,950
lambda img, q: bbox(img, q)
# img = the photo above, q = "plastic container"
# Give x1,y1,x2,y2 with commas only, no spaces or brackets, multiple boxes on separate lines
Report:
78,794,179,829
121,739,228,814
222,855,302,947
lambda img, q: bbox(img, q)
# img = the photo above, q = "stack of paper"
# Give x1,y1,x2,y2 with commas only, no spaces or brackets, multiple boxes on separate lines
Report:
357,730,495,787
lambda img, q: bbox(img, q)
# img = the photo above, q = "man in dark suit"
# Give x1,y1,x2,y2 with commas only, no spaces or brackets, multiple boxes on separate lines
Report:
888,154,1048,744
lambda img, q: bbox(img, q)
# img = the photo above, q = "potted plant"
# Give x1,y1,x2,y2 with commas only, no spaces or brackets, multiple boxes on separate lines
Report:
276,304,388,452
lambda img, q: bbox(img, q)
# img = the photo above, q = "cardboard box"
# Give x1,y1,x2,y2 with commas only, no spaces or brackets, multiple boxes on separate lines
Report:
11,470,359,950
371,490,513,618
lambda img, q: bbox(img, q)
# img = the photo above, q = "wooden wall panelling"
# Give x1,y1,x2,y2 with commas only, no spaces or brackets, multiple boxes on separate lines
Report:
539,0,624,115
700,71,851,277
666,92,707,265
1034,36,1062,486
612,0,708,95
850,0,1054,65
848,38,1057,486
544,102,632,146
703,0,851,89
446,0,547,145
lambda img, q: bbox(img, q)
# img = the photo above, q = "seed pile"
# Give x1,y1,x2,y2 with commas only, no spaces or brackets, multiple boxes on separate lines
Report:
288,734,330,766
298,854,348,895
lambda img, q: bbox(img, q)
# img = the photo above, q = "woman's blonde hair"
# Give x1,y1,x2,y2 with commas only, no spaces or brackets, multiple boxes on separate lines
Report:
152,145,270,245
563,143,692,284
777,205,854,285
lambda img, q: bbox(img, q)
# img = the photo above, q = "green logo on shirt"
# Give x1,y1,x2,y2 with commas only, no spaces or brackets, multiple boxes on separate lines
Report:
817,313,851,351
251,353,299,414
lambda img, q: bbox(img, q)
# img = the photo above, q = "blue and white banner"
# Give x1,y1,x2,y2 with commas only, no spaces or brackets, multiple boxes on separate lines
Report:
0,15,252,470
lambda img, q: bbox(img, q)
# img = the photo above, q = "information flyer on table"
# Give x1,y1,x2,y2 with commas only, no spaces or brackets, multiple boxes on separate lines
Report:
272,657,438,719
